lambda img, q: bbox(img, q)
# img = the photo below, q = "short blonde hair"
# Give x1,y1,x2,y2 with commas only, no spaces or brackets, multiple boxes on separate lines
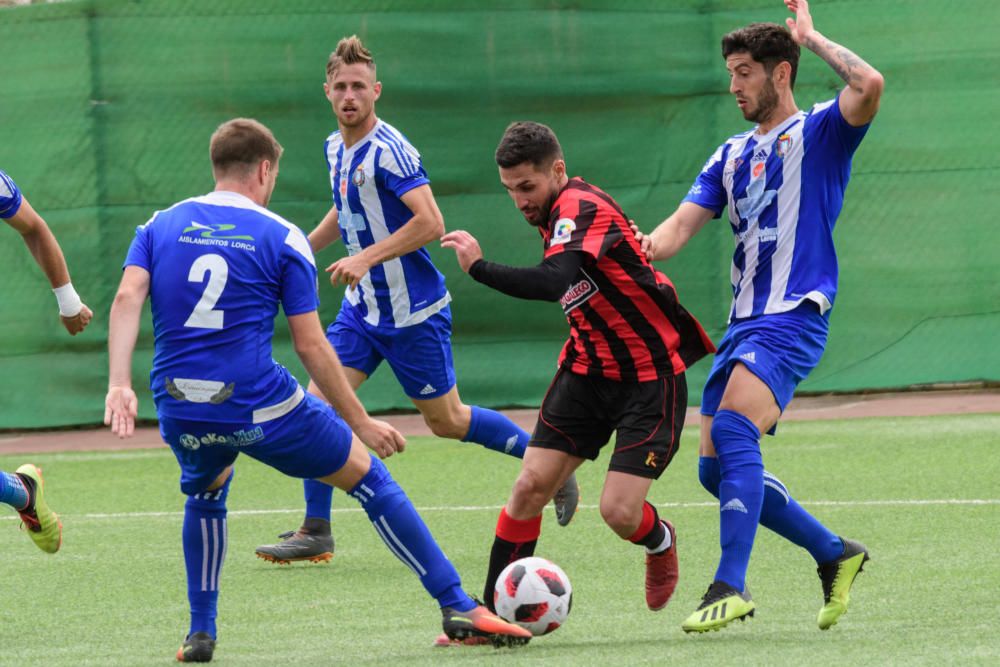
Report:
326,35,376,78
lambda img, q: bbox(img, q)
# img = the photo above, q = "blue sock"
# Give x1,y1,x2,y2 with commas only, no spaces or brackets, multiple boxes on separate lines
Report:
761,471,843,563
183,472,233,639
699,456,843,564
303,478,333,522
462,406,528,458
348,455,475,612
0,471,29,510
698,456,722,498
712,410,764,592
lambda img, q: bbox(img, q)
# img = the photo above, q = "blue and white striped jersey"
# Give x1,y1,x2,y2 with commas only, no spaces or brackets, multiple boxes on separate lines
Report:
324,119,450,329
124,191,319,424
683,94,869,320
0,169,24,219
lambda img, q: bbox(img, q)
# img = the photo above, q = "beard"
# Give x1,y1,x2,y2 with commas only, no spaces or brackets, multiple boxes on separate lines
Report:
337,105,370,128
524,190,559,227
744,76,779,124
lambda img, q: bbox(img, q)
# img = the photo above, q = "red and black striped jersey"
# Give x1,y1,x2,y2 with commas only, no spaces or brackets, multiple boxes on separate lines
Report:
542,178,714,381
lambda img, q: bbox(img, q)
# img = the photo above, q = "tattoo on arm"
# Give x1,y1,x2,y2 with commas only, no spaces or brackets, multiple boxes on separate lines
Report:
805,35,873,90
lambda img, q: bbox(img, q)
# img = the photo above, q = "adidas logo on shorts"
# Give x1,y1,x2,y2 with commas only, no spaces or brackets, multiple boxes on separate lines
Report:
419,384,436,396
739,351,756,364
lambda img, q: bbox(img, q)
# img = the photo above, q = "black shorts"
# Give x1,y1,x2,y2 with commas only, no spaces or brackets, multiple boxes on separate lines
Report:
531,368,687,480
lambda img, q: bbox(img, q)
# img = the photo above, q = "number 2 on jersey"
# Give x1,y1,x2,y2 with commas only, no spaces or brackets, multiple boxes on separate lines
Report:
184,254,228,329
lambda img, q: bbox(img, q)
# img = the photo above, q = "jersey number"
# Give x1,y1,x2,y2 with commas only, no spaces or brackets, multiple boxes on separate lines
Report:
184,254,229,329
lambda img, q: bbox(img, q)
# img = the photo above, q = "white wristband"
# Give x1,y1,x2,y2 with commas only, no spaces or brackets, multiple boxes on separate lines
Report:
53,282,83,317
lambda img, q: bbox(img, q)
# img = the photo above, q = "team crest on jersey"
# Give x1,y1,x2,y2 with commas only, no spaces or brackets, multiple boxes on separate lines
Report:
550,218,576,246
775,133,793,158
351,165,366,187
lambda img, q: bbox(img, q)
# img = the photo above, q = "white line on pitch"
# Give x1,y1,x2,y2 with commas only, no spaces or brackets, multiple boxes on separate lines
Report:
2,497,998,522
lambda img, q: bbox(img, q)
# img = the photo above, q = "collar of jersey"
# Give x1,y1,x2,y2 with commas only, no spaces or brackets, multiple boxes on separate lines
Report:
753,109,806,143
342,118,383,153
205,190,258,207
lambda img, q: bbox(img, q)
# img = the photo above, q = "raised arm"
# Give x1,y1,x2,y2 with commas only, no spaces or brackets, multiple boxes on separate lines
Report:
308,204,341,253
105,265,149,438
641,202,716,262
6,195,93,334
784,0,884,127
327,183,445,288
286,310,405,459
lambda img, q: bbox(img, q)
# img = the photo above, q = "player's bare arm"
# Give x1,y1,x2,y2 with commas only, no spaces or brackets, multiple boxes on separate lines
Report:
327,183,444,288
308,204,341,253
6,195,93,335
785,0,884,126
644,202,715,262
286,310,406,458
105,265,149,438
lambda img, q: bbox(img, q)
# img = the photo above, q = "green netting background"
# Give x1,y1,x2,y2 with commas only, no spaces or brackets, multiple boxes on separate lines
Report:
0,0,996,428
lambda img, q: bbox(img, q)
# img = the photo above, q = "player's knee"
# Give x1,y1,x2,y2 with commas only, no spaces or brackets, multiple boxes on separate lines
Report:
598,499,639,534
347,455,405,515
510,468,553,514
185,469,233,513
710,410,761,454
423,411,466,439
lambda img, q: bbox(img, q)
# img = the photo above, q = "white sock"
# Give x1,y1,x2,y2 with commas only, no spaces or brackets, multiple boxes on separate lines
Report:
645,521,673,554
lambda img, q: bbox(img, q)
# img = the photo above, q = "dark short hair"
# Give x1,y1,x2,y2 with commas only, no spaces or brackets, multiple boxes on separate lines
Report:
327,35,376,79
209,118,283,178
721,22,800,88
495,121,564,169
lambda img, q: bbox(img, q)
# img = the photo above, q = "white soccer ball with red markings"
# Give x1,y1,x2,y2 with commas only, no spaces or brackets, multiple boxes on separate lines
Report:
494,556,572,636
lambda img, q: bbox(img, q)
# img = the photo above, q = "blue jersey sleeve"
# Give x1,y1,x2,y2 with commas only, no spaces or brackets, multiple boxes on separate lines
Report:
279,230,320,316
124,221,153,271
804,93,870,158
682,143,729,218
377,145,430,200
0,169,24,219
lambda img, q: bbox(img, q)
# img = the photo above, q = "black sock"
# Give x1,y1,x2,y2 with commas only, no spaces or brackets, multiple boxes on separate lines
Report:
638,520,667,551
15,473,36,512
483,537,537,611
301,517,331,536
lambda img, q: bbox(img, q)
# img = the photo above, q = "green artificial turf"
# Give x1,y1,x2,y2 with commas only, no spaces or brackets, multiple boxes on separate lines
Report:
2,413,998,666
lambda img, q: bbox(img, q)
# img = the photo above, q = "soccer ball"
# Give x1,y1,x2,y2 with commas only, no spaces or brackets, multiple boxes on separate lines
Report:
494,556,572,636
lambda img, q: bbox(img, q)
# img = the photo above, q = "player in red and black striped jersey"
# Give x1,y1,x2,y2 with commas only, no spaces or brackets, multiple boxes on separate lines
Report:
442,121,714,621
537,177,712,382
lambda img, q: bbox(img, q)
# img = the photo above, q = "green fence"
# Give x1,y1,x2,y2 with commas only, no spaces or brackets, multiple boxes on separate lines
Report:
1,0,996,428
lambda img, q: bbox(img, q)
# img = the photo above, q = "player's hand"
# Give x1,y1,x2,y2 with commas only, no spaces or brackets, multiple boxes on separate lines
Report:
784,0,815,45
440,230,483,273
355,418,406,459
104,386,138,439
61,303,93,335
327,254,371,289
629,220,655,262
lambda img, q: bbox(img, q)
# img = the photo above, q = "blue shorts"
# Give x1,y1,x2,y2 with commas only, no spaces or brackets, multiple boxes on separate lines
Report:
701,302,830,419
159,393,353,496
327,305,456,400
